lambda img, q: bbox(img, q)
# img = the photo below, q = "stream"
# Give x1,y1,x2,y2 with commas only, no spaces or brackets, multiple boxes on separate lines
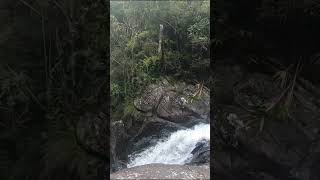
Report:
127,123,210,168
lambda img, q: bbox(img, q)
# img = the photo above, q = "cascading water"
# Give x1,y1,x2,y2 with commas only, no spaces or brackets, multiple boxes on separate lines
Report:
127,123,210,168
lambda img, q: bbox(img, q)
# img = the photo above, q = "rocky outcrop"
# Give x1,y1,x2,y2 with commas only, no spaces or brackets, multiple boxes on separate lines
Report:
187,140,210,165
110,79,210,173
110,163,210,179
128,79,210,154
213,64,320,180
134,79,210,126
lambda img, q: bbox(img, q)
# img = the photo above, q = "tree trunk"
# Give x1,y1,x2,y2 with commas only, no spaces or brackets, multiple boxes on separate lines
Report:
158,24,165,70
158,24,163,55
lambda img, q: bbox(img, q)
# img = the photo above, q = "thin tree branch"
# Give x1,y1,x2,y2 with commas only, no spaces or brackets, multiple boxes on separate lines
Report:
19,0,41,17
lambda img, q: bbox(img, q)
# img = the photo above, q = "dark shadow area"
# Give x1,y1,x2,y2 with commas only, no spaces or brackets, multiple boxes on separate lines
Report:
212,0,320,179
0,0,109,179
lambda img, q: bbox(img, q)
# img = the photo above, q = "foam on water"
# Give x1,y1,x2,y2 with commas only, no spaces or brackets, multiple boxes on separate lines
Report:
127,123,210,168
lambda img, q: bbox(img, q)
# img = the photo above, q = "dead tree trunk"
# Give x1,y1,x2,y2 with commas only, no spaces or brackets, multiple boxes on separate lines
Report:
158,24,165,70
158,24,163,55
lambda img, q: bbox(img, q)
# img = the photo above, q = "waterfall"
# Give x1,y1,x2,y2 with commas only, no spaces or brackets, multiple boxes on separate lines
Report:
127,123,210,168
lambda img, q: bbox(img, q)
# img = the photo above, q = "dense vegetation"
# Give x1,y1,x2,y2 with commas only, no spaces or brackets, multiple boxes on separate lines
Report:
110,1,210,125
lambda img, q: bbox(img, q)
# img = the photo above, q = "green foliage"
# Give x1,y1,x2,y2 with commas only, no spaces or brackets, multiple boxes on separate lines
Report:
141,55,160,73
123,99,136,117
110,1,210,122
187,14,210,44
111,83,121,97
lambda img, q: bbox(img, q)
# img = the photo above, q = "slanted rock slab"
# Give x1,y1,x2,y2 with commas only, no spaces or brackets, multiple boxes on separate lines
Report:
110,163,210,179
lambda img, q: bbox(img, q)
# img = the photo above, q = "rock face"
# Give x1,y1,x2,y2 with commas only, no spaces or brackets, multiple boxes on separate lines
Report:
129,79,210,155
213,64,320,180
187,140,210,165
134,79,210,126
110,164,210,179
111,79,210,173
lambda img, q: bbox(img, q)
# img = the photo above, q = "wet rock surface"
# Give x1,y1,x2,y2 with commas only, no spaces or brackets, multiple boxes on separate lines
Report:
111,79,210,173
130,117,186,153
187,140,210,165
128,79,210,156
110,164,210,179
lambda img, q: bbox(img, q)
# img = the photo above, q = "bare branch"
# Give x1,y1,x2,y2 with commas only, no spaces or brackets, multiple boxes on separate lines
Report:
19,0,41,16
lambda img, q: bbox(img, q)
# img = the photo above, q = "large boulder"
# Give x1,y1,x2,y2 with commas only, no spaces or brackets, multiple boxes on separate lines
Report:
134,79,210,126
110,163,210,179
133,80,172,113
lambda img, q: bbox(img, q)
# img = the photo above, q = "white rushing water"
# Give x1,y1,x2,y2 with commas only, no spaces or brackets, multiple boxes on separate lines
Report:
127,123,210,168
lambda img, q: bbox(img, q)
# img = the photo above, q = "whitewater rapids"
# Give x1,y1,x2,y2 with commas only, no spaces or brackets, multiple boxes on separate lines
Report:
127,123,210,168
